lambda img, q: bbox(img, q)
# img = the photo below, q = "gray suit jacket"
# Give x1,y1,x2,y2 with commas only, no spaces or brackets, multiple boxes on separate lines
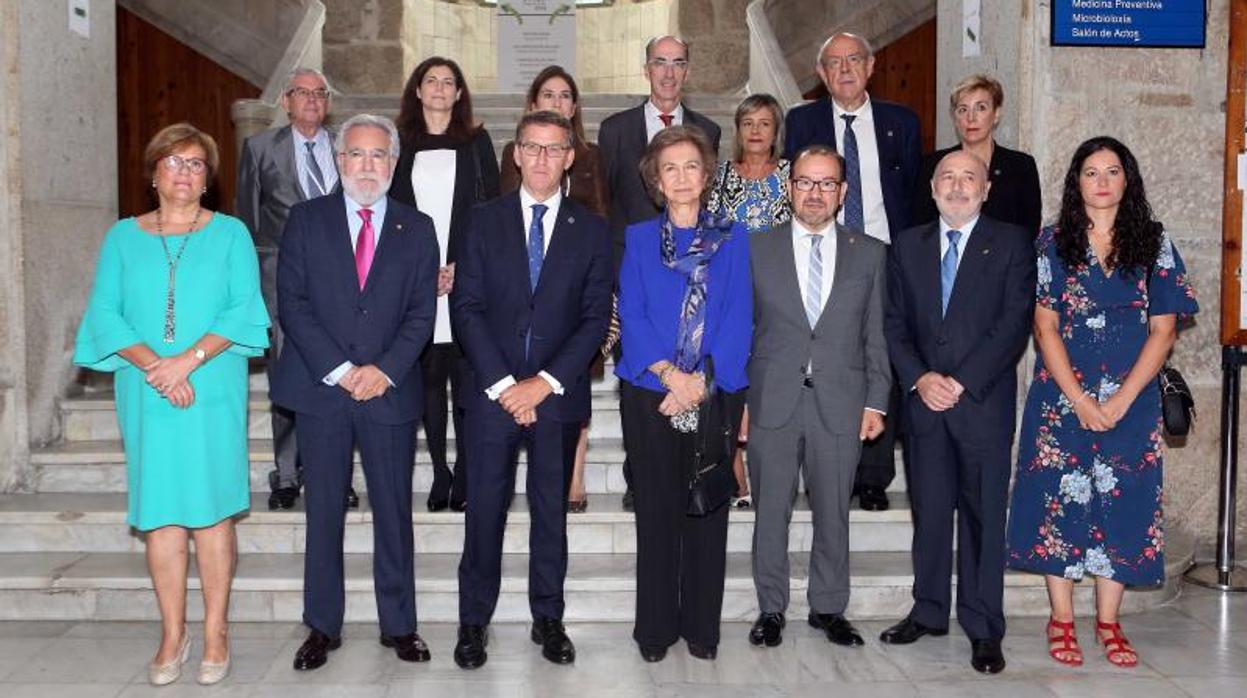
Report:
236,125,339,252
747,222,891,435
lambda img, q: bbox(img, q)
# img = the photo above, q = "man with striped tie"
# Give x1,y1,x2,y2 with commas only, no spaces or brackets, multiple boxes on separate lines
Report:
745,145,890,649
783,31,923,513
237,68,354,511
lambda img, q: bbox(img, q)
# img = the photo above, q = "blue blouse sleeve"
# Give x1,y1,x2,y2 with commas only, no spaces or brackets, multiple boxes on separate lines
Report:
617,223,670,381
1035,226,1063,314
1147,231,1199,320
74,222,143,373
210,217,271,357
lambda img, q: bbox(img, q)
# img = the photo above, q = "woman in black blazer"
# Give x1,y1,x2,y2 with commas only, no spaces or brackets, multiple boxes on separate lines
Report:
912,74,1042,235
391,56,500,512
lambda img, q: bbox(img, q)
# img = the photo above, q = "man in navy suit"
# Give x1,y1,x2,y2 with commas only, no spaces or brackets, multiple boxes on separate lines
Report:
451,111,613,669
270,114,439,671
880,151,1035,674
783,31,923,512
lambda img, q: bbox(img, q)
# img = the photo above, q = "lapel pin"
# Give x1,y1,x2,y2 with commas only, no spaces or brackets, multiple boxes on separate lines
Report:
397,223,403,230
993,169,1002,177
568,216,575,224
982,248,990,254
886,130,894,137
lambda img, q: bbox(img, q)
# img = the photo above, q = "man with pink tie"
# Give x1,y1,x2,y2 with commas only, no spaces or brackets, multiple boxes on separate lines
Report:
270,114,440,671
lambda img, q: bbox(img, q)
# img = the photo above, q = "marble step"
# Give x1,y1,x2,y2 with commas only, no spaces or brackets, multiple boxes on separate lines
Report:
28,438,910,495
59,391,625,442
0,534,1191,622
0,492,915,555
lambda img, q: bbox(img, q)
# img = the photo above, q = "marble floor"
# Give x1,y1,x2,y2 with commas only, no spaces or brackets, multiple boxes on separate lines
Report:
0,582,1243,697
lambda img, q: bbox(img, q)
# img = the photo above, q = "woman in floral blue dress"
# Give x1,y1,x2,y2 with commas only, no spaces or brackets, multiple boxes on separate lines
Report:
1006,137,1197,669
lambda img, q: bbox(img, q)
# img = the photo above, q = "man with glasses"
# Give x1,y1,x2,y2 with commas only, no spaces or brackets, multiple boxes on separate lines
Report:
271,114,439,671
784,32,923,513
237,67,354,511
598,35,721,511
450,111,612,669
745,145,890,649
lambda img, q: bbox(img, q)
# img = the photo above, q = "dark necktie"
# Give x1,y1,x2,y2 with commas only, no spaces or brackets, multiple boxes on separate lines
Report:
941,229,962,316
841,114,865,234
304,140,327,197
658,113,674,128
528,203,547,290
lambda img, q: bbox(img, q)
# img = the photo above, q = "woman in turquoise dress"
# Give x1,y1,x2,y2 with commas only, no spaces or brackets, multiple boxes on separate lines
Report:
74,124,269,686
1005,137,1197,669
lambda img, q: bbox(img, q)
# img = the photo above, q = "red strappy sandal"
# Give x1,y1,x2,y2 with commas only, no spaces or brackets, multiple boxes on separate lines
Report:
1095,618,1139,668
1046,617,1083,666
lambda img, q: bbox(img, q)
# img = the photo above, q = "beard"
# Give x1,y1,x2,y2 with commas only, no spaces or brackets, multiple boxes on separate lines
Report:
342,172,393,206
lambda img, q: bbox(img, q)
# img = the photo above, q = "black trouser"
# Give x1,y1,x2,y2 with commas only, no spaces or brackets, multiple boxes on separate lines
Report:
260,248,300,490
621,382,744,650
855,379,902,489
420,342,466,502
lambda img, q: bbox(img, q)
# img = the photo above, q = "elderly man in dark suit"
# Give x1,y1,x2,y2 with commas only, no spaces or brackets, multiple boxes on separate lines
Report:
783,31,923,513
236,67,354,511
880,150,1035,674
597,34,721,511
270,114,439,671
746,145,890,649
450,111,613,669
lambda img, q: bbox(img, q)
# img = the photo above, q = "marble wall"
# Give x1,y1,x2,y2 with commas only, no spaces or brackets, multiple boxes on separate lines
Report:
676,0,750,93
0,0,29,490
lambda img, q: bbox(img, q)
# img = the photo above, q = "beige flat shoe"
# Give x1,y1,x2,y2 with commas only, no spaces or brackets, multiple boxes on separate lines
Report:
197,655,230,685
148,630,190,686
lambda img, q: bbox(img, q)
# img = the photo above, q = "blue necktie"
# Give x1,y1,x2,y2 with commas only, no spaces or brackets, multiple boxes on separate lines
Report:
804,234,823,328
941,229,962,317
528,203,547,291
841,114,865,234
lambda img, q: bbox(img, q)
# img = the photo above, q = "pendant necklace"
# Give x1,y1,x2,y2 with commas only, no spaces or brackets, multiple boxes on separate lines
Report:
156,207,202,343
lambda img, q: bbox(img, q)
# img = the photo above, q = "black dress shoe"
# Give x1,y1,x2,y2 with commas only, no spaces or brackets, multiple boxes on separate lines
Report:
426,497,449,512
293,629,341,671
268,486,299,510
380,632,431,662
530,617,576,664
638,644,667,662
346,487,360,509
449,498,467,513
749,612,786,647
970,638,1006,674
687,641,717,660
621,489,635,512
879,618,948,645
808,613,864,647
453,624,488,669
856,485,890,511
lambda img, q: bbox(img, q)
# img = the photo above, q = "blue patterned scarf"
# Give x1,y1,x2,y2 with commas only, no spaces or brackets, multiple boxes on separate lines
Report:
659,208,734,372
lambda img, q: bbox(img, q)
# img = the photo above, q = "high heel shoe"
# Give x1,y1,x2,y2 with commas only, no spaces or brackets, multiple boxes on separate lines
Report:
1046,617,1083,666
1095,618,1139,668
148,629,191,686
197,655,230,685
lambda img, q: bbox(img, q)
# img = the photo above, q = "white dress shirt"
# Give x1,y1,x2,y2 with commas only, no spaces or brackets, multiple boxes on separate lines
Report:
292,127,339,199
939,213,980,273
832,97,890,244
644,100,685,143
412,149,457,343
324,195,391,387
483,185,566,401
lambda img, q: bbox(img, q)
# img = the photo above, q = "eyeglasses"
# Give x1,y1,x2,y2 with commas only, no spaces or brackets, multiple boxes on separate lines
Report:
287,87,330,101
821,54,866,70
341,147,391,162
518,141,572,158
646,58,689,71
791,177,841,192
160,155,208,175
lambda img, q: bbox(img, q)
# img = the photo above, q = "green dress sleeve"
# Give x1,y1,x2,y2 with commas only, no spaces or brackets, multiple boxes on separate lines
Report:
74,222,143,372
211,216,271,357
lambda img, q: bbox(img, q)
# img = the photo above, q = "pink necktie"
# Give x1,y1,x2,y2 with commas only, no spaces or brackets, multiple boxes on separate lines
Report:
355,208,375,290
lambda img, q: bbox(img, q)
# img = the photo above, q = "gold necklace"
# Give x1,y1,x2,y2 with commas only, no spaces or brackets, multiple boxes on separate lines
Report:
156,207,203,343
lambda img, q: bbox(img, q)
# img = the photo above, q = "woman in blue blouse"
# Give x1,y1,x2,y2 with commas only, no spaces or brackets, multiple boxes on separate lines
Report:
1005,137,1198,669
616,125,752,663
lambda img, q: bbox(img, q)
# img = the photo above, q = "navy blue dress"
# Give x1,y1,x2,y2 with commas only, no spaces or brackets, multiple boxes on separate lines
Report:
1006,227,1198,586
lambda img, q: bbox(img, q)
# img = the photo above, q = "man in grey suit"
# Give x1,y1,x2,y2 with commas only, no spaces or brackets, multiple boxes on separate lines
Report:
597,34,721,510
746,145,891,648
236,67,347,511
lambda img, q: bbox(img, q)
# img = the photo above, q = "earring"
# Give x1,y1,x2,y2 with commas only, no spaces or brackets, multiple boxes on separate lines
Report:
152,180,157,189
201,186,208,195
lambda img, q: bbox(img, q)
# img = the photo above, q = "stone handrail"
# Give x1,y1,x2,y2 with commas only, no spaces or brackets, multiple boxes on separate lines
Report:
746,0,804,109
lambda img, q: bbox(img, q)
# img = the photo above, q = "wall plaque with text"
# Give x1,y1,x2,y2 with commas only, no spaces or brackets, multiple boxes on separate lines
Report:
1051,0,1206,48
497,1,577,92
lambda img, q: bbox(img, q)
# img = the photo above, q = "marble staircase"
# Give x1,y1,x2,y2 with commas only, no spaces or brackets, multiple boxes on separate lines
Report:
0,366,1192,623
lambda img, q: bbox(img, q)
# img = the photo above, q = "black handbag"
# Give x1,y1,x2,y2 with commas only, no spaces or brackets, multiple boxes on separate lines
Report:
686,357,737,517
1160,365,1195,436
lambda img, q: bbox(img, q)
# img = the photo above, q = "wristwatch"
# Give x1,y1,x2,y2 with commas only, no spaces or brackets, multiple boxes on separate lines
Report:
191,346,206,363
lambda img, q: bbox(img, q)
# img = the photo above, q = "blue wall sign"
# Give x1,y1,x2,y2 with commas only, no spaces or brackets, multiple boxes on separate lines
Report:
1051,0,1207,48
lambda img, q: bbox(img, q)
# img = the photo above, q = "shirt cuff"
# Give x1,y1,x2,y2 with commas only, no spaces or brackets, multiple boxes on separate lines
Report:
865,407,887,416
485,375,517,401
324,361,356,386
379,369,395,387
538,371,565,395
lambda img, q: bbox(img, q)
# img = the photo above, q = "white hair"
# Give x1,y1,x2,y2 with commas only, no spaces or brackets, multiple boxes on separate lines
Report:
817,32,875,66
334,114,401,159
285,67,335,95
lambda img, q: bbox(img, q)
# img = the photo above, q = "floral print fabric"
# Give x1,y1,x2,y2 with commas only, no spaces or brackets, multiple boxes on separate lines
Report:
706,159,792,234
1005,226,1198,586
